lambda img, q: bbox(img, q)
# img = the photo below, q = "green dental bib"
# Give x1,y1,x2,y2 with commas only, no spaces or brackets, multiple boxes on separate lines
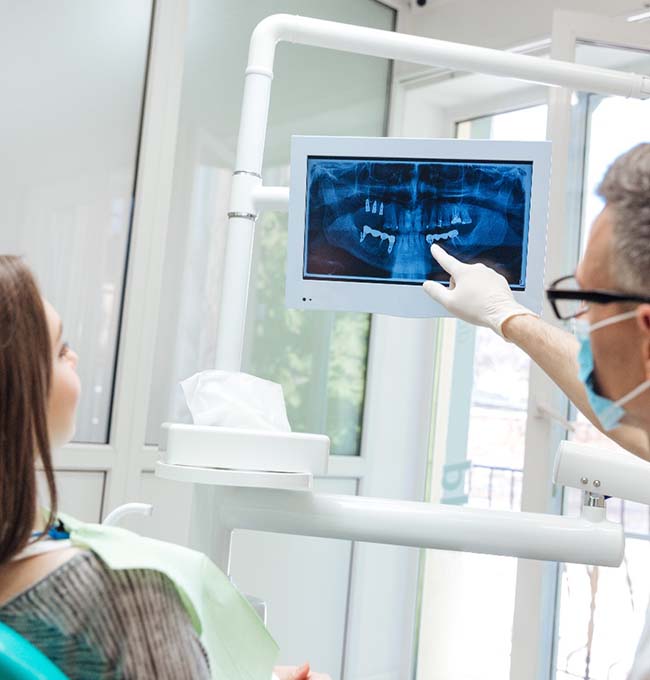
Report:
59,513,279,680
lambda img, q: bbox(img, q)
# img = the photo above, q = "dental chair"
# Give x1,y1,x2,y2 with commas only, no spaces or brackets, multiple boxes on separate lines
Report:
0,622,68,680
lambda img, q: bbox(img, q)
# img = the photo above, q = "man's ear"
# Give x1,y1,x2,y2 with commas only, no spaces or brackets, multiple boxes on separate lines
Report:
637,304,650,379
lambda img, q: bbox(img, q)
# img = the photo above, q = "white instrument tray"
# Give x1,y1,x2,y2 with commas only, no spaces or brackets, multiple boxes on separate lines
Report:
159,422,329,475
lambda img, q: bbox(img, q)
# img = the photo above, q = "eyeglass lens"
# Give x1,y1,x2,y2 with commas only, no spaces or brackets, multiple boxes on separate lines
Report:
552,276,589,320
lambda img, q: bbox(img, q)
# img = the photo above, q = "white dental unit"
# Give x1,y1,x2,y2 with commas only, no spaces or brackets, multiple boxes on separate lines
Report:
156,13,650,586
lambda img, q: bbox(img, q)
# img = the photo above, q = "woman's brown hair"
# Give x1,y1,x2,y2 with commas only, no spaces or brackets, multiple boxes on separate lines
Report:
0,256,57,564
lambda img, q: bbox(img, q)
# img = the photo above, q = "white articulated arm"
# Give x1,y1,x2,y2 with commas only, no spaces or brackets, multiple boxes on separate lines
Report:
216,486,623,567
252,185,290,211
555,440,650,505
247,14,650,98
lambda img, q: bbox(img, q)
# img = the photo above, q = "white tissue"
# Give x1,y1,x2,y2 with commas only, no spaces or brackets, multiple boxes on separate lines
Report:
180,370,291,432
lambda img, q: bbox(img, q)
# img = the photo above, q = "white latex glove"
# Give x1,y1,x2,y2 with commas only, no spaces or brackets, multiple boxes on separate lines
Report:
422,244,537,337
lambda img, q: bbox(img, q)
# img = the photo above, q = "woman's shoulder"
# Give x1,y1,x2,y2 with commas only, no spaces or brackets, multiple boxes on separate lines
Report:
0,550,212,679
0,546,86,609
0,548,186,615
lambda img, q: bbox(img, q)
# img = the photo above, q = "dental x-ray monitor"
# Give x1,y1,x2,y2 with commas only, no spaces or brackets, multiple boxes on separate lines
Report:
286,136,551,317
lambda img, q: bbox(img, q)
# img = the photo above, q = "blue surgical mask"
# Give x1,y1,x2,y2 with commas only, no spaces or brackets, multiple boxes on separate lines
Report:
575,311,650,431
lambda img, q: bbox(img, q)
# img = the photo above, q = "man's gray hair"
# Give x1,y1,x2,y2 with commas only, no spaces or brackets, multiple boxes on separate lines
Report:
597,142,650,294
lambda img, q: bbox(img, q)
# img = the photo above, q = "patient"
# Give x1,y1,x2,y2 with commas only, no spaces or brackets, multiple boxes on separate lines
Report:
0,256,329,680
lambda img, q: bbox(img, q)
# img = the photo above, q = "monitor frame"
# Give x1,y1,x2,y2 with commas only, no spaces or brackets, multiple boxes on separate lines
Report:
286,135,551,318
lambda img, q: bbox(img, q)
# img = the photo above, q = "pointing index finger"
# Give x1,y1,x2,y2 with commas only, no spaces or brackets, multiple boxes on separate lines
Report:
430,244,465,277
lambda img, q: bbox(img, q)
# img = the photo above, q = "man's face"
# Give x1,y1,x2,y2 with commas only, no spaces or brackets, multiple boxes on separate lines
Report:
576,206,650,428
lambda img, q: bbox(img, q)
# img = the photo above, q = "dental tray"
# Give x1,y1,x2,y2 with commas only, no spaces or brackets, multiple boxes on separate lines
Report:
159,423,329,475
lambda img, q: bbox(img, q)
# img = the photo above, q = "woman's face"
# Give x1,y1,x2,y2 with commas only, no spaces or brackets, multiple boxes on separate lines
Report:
43,300,81,448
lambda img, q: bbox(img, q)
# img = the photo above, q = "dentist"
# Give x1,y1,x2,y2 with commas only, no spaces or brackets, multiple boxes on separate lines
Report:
422,142,650,678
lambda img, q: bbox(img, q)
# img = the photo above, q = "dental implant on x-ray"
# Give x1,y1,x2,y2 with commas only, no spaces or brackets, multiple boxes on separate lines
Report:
304,158,532,284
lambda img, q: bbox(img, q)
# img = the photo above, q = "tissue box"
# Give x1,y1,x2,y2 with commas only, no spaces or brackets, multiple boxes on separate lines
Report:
160,423,330,476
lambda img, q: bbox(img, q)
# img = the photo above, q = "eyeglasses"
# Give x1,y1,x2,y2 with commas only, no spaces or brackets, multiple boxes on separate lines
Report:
546,274,650,321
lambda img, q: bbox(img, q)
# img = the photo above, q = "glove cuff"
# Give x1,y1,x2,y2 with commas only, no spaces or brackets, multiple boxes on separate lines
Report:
492,305,538,340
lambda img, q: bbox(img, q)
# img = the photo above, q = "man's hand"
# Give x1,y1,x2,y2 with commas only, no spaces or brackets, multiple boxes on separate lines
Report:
422,244,537,337
273,664,332,680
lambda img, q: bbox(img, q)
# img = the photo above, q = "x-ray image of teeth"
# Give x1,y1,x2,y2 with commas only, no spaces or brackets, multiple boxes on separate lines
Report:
303,156,533,286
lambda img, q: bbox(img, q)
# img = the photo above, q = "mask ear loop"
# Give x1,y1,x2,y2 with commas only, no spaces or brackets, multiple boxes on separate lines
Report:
587,310,647,408
615,379,650,408
589,310,638,332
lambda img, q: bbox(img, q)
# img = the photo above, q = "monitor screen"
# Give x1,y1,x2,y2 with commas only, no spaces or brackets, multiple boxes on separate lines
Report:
287,136,550,318
304,156,533,288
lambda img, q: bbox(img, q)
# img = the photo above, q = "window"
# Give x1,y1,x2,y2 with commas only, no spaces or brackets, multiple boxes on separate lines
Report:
0,1,153,443
146,0,394,456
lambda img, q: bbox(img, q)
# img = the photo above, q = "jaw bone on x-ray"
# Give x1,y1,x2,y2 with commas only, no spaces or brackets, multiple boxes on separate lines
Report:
304,157,532,286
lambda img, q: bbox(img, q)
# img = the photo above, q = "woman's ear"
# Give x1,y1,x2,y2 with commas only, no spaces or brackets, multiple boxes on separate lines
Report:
637,304,650,380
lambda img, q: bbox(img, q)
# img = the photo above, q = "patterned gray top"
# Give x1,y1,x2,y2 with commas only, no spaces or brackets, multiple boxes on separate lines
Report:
0,550,211,679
